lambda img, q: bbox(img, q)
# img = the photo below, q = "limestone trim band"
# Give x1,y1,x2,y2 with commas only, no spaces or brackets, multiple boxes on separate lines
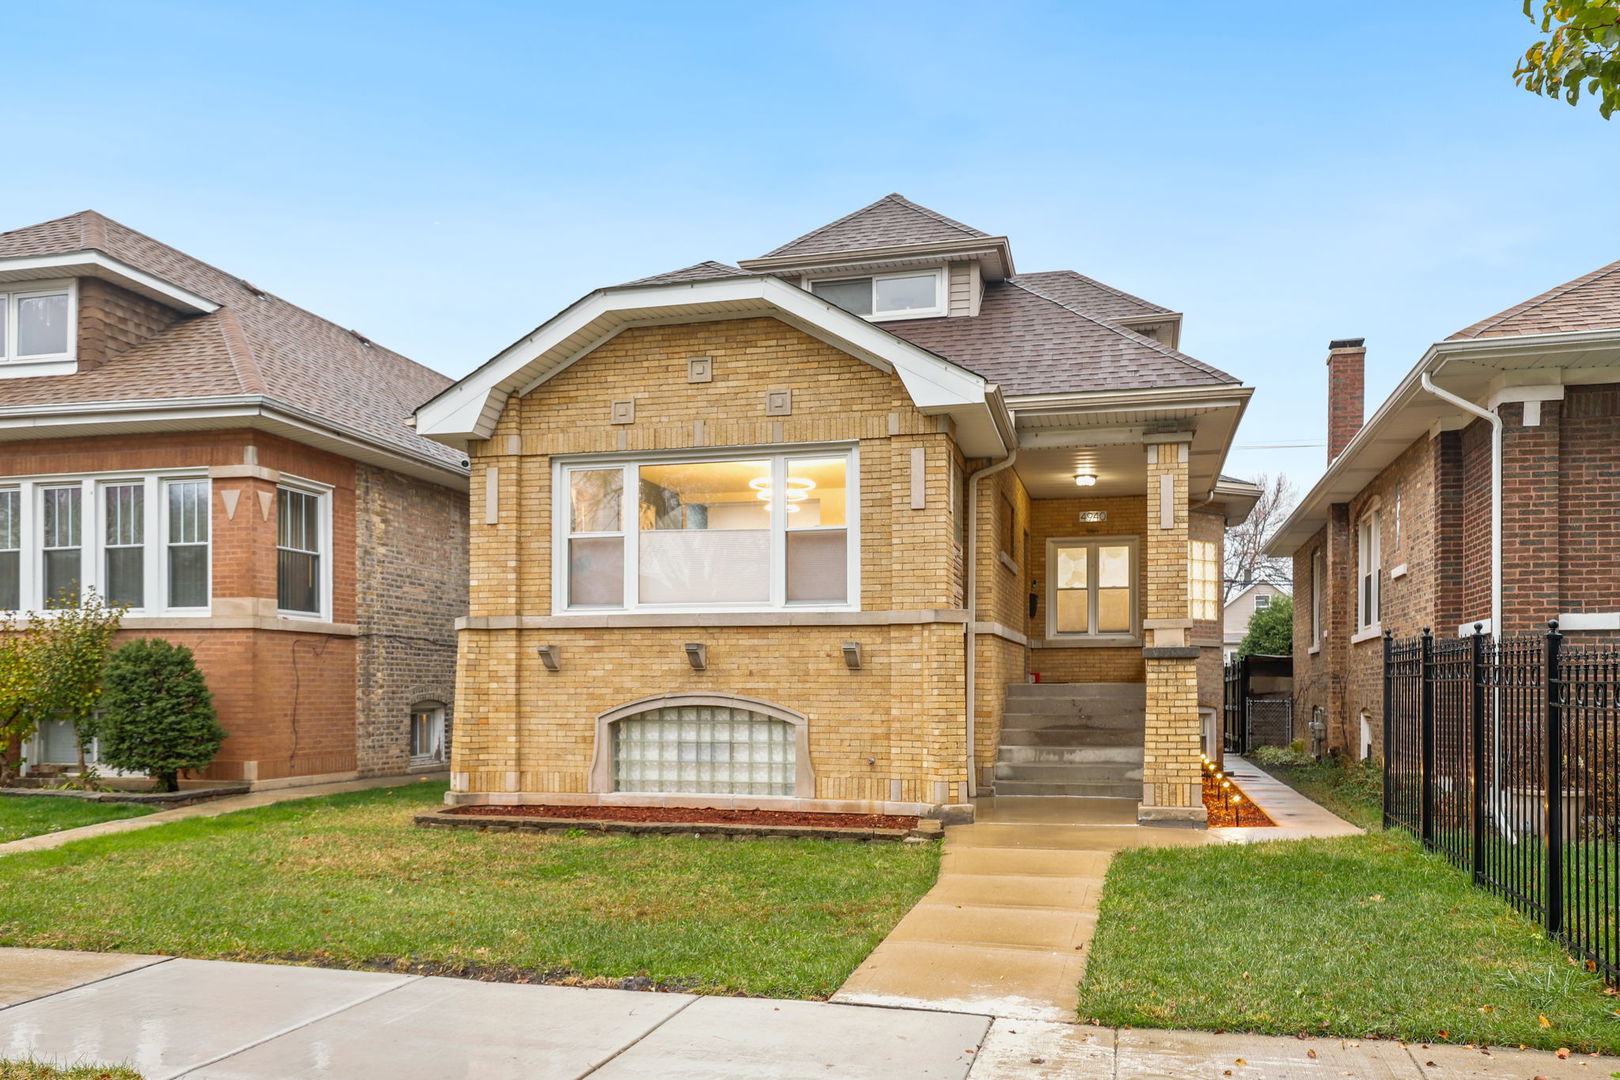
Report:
456,608,971,630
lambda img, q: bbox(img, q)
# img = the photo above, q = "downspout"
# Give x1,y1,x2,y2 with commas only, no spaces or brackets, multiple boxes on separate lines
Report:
1418,369,1501,634
1419,369,1506,818
964,447,1017,800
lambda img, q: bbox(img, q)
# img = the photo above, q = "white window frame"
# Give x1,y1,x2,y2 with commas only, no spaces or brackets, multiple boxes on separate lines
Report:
1310,547,1324,644
1045,535,1140,644
0,279,78,377
0,469,211,616
1357,510,1381,631
409,702,447,766
1254,593,1271,610
552,444,861,615
804,267,947,322
275,478,333,621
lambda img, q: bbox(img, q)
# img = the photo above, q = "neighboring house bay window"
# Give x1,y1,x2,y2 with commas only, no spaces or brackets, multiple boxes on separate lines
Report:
276,485,327,617
0,473,210,614
1047,537,1139,641
559,450,856,612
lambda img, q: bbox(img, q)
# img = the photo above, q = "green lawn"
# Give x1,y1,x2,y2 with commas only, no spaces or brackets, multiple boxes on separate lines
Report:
0,797,154,844
0,782,938,999
1078,830,1620,1053
0,1062,141,1080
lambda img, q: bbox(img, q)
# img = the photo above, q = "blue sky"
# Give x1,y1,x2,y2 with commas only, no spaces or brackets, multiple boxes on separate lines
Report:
9,1,1617,494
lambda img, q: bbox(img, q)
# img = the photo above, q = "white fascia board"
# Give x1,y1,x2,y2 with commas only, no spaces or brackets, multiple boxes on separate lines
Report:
0,396,467,488
415,275,1003,452
0,251,219,314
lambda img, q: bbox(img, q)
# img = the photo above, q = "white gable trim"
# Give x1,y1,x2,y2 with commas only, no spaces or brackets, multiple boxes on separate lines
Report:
415,276,1009,455
0,250,219,314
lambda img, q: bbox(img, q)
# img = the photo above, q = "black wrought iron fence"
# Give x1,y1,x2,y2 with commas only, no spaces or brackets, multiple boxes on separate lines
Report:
1384,623,1620,983
1223,657,1294,755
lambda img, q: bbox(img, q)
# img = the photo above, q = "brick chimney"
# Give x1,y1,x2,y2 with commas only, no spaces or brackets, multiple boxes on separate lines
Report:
1326,338,1366,462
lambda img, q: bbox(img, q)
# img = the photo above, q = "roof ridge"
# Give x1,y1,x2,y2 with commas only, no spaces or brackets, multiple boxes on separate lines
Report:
1454,258,1620,339
1015,269,1172,316
761,193,986,258
214,307,264,394
1004,277,1237,384
883,194,986,240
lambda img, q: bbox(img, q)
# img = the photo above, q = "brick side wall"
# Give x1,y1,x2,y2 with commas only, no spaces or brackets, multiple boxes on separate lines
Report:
1024,495,1148,683
76,278,183,373
354,465,466,777
1560,385,1620,615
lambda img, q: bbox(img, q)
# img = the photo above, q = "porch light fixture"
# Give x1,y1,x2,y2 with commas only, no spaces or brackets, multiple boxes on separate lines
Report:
1073,473,1098,487
683,642,708,671
841,641,863,670
536,644,561,672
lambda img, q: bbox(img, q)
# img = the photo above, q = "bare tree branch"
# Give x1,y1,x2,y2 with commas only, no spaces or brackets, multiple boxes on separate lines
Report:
1224,473,1296,602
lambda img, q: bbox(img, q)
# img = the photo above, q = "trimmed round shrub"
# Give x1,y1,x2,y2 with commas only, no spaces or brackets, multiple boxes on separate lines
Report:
96,638,225,792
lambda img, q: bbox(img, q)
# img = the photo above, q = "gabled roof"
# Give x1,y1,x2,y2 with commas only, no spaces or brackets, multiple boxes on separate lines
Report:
1449,258,1620,340
760,194,989,259
0,211,463,478
620,261,750,287
884,277,1237,396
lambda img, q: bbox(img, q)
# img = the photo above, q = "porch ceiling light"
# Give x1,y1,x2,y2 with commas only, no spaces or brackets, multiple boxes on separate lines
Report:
1073,473,1098,487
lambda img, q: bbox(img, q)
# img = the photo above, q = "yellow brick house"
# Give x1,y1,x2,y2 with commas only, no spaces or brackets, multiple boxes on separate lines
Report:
416,195,1257,825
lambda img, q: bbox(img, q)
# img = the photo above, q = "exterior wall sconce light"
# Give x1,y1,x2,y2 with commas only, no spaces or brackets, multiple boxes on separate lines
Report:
1073,473,1098,487
841,641,863,670
683,642,708,671
536,644,561,672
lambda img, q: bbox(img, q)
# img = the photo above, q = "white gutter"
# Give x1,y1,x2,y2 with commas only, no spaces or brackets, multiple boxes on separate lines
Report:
1419,369,1501,634
963,448,1018,799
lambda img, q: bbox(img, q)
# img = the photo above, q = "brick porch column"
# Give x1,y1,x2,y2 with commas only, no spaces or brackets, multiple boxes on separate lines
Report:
1139,439,1205,826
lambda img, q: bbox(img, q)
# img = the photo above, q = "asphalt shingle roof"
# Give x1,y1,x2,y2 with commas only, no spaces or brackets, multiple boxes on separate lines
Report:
884,277,1236,395
0,211,462,472
1449,258,1620,340
619,261,750,286
761,194,989,259
1010,270,1172,321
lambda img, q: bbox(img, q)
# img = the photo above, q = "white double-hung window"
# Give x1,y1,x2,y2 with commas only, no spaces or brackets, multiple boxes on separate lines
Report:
1357,510,1381,630
0,472,210,614
558,449,857,612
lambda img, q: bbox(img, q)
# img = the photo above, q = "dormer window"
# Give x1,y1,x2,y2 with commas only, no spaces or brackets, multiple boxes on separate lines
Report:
809,269,944,321
0,281,74,366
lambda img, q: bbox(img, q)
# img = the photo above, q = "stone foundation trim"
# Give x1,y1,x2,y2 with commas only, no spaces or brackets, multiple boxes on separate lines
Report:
457,609,971,630
1137,804,1208,827
442,789,971,821
969,620,1028,646
586,693,814,797
1142,646,1201,659
414,809,940,843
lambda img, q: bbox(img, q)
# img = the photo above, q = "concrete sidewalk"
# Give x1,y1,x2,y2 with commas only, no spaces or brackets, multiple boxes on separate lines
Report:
0,773,446,857
3,950,1614,1079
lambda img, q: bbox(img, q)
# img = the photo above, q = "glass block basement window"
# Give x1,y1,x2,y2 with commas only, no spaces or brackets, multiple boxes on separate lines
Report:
613,706,795,796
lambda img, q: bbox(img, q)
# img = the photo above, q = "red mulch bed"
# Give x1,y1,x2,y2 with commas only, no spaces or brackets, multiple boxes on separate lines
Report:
446,804,920,831
1204,772,1275,827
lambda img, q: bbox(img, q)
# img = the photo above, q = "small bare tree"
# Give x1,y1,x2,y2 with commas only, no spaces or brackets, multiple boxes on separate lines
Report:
1224,473,1296,602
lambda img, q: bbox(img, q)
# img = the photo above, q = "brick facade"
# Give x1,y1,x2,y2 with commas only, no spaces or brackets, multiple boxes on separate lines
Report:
1292,384,1620,758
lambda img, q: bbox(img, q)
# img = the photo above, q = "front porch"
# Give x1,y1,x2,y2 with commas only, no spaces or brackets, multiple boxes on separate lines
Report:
969,407,1257,824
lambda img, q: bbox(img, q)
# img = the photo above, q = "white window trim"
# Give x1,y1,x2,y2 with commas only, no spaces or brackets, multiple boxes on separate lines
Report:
1357,510,1381,631
0,279,78,378
552,444,861,616
804,267,947,322
409,702,447,766
1310,547,1324,642
1044,535,1141,644
275,476,334,622
0,468,211,617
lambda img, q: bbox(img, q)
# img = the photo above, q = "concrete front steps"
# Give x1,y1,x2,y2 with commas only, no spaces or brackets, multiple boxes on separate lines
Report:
992,683,1144,799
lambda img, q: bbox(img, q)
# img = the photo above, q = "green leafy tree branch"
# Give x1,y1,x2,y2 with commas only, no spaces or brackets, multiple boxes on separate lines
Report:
1517,0,1620,118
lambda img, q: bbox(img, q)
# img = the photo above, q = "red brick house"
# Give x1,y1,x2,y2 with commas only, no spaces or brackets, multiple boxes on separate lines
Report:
0,211,468,785
1268,260,1620,758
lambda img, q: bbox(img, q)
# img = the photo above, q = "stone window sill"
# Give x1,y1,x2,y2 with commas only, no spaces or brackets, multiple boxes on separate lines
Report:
1349,623,1382,645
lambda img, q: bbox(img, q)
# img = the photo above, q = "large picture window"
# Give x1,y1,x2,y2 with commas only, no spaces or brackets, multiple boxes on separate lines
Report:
1047,537,1138,641
0,472,210,614
559,450,856,612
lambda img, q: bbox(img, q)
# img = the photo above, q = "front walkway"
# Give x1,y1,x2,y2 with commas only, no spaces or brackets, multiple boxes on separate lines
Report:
2,950,1612,1079
832,764,1363,1022
0,773,447,858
